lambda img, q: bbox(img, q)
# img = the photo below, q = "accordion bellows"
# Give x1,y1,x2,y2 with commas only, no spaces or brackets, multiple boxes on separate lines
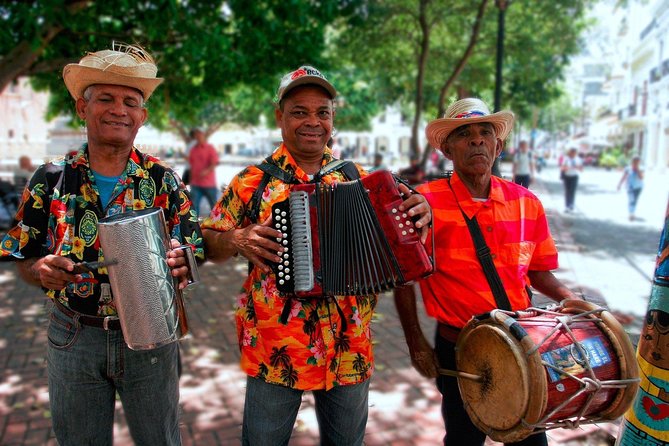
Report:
270,170,434,297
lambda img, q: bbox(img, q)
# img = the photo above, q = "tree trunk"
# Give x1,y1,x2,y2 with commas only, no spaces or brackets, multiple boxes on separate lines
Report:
0,0,89,93
410,0,432,157
436,0,489,119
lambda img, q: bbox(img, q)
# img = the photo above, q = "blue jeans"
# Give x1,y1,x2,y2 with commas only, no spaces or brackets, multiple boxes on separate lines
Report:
242,376,369,446
435,333,547,446
627,187,642,215
563,175,579,210
47,306,181,446
189,185,219,216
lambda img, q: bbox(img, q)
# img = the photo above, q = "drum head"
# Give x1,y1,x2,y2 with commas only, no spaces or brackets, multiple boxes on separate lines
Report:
457,322,547,442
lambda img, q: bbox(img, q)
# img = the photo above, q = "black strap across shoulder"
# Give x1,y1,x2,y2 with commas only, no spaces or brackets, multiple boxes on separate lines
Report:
460,211,512,311
446,174,512,311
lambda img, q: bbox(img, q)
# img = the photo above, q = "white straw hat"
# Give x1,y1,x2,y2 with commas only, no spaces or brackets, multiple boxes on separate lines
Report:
425,98,514,148
63,43,163,101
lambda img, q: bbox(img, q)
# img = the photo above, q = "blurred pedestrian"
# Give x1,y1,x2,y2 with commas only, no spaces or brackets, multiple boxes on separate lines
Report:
188,128,219,216
511,140,535,188
560,147,583,213
0,43,203,445
181,128,197,185
394,97,578,446
399,153,426,185
369,152,387,172
617,154,644,221
201,65,431,445
14,155,35,194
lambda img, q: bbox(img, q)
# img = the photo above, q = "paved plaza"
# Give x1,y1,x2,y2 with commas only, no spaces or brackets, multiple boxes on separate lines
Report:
0,160,666,445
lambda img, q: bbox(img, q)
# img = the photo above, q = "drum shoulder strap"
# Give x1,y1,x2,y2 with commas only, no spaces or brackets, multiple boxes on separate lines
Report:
461,212,513,311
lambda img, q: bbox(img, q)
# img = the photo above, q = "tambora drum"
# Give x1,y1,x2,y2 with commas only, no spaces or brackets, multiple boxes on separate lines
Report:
456,299,639,442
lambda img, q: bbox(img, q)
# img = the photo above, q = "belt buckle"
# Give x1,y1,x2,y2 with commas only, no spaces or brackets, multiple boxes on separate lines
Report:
103,316,119,331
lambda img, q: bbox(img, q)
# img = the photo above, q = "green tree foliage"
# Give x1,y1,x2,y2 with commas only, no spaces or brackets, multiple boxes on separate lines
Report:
332,0,594,155
0,0,362,138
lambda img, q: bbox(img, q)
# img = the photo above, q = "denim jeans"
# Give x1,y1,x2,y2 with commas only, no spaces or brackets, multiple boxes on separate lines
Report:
47,306,181,446
563,175,579,210
242,376,369,446
189,185,219,216
435,333,547,446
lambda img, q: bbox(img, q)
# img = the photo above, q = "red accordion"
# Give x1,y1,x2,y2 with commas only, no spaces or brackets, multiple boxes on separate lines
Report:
270,169,434,297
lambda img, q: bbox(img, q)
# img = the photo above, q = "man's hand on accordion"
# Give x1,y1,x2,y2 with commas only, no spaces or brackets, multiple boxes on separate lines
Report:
397,182,432,244
234,216,285,273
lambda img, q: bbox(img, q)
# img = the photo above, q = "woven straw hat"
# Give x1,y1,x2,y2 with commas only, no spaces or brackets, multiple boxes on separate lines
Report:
425,98,514,149
63,43,163,101
276,66,337,102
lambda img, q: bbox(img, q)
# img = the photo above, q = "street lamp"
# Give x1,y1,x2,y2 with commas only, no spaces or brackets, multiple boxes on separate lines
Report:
492,0,510,177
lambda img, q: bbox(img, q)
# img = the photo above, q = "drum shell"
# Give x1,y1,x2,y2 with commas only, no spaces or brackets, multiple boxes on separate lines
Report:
98,208,188,350
456,300,638,442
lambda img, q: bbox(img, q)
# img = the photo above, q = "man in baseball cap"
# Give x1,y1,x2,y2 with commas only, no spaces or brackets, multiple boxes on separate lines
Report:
202,66,432,444
394,97,579,445
2,42,203,445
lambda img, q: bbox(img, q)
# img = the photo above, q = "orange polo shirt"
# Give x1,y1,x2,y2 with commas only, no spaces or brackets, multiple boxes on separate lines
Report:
416,173,558,329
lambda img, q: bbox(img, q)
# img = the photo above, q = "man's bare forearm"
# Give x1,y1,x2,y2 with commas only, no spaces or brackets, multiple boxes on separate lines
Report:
16,258,42,287
203,228,238,263
527,270,579,302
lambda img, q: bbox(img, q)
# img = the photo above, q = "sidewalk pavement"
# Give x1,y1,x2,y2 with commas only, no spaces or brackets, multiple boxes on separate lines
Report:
0,163,650,445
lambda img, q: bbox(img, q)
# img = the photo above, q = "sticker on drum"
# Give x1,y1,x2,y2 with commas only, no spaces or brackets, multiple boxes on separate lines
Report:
541,337,613,383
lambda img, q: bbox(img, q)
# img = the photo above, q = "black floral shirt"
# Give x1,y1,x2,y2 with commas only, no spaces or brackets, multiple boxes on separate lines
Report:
0,144,204,316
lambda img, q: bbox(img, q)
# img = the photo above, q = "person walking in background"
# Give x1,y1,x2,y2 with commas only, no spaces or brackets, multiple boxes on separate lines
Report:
0,43,203,445
369,152,387,172
394,98,579,446
180,128,197,186
188,127,219,216
511,140,534,188
560,147,583,213
617,154,644,221
399,153,426,185
14,155,35,194
201,65,431,445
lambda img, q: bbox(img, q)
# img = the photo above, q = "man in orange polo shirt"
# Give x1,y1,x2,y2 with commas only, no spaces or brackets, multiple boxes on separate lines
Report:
394,98,578,446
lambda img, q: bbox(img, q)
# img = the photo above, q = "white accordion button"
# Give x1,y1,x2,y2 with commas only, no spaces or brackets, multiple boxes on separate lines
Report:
399,223,404,228
409,228,415,233
402,230,407,235
286,275,291,280
279,279,285,285
281,211,287,217
392,208,398,213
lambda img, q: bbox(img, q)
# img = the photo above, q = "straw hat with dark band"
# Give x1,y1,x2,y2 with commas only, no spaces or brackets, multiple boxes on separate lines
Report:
63,43,163,101
425,98,514,149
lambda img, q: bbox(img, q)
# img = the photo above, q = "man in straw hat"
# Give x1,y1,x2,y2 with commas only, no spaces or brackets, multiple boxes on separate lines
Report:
0,43,203,445
393,98,579,445
201,65,432,444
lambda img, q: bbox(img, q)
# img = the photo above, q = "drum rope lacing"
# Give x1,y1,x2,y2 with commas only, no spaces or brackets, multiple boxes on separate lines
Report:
497,306,638,431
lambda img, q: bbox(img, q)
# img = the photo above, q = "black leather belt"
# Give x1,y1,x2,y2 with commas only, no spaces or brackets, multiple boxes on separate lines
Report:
54,299,121,330
437,323,461,343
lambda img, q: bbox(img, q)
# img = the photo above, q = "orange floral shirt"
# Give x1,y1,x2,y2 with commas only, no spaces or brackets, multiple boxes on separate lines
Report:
202,144,375,390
